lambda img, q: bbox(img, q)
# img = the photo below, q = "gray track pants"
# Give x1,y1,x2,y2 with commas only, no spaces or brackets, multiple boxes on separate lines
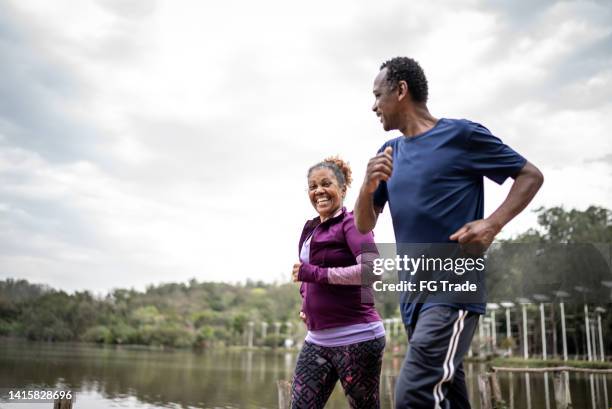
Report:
395,306,479,409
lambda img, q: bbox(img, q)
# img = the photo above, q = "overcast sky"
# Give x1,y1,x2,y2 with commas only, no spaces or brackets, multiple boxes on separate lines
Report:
1,0,611,293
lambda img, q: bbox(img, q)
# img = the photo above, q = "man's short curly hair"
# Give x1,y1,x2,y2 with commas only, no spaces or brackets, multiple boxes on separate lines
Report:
380,57,428,103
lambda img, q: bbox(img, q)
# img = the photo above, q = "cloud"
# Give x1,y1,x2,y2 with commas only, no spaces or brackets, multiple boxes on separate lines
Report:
0,6,100,163
585,153,612,165
0,0,610,292
95,0,157,19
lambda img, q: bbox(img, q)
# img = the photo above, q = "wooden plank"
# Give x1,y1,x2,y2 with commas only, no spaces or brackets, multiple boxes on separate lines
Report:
277,380,292,409
489,372,504,408
553,371,572,409
53,398,73,409
386,374,397,409
478,373,493,409
492,366,612,374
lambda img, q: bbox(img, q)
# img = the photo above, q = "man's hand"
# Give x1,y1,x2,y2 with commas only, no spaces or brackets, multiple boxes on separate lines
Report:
362,146,393,194
292,262,302,282
449,218,501,254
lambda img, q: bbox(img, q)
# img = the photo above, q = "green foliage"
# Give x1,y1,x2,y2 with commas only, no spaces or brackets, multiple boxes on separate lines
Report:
489,207,612,301
110,323,138,344
0,319,19,336
231,314,248,335
131,306,164,325
138,323,194,347
262,334,284,348
0,275,303,348
536,206,612,243
191,310,227,328
499,337,516,350
82,325,113,343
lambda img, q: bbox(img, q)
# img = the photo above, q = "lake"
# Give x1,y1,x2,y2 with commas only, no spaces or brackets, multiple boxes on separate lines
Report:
0,338,610,408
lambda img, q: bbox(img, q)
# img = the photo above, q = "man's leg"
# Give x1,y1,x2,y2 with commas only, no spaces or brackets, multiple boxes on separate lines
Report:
446,362,471,409
395,307,478,409
291,341,339,409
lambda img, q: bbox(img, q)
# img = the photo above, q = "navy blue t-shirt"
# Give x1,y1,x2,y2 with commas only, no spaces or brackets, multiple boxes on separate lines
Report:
373,118,527,325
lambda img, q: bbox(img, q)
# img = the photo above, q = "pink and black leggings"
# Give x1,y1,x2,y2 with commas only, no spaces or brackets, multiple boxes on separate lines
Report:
291,336,385,409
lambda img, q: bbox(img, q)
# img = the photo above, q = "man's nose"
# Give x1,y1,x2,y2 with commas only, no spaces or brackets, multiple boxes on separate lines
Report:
372,102,377,112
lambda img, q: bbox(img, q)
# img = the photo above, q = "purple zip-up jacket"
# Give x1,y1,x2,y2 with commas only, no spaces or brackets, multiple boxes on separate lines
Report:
298,207,381,331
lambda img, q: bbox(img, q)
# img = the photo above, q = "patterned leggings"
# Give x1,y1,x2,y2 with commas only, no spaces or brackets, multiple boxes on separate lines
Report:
291,337,385,409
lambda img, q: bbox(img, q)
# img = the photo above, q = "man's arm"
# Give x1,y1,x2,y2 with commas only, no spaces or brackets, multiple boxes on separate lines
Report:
354,190,383,234
450,161,544,248
354,147,393,233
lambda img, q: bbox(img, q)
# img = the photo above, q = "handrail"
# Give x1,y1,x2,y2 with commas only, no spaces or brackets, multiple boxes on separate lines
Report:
492,365,612,374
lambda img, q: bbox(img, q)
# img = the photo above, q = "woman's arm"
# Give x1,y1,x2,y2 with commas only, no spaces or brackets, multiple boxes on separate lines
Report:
327,252,379,285
296,213,382,285
294,252,380,285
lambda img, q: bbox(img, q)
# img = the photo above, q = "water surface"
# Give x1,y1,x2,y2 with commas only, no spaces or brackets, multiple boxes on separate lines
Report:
0,339,610,408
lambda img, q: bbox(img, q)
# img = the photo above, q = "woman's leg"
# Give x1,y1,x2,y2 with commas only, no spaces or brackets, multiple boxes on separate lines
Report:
291,341,339,409
334,337,386,409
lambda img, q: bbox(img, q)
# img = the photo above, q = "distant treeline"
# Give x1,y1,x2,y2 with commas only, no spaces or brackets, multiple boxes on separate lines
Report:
0,206,610,351
0,278,308,348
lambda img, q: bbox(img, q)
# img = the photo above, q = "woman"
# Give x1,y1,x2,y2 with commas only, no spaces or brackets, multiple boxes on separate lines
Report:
291,156,385,409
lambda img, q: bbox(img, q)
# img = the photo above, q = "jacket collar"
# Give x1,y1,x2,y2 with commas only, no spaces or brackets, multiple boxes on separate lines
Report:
299,207,347,253
307,206,347,229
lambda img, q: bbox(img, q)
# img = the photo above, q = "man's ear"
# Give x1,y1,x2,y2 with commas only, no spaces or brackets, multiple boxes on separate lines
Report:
397,80,410,101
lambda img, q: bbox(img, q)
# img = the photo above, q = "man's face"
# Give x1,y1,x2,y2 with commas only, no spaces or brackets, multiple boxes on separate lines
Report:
372,68,400,131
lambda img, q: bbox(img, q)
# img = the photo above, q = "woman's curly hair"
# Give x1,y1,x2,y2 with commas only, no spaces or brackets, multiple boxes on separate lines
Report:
308,155,352,189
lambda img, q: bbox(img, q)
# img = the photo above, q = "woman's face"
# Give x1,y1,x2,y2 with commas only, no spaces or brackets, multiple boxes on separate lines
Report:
308,167,345,221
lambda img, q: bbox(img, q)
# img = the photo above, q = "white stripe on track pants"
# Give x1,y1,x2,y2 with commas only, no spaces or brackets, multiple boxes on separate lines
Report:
394,306,479,409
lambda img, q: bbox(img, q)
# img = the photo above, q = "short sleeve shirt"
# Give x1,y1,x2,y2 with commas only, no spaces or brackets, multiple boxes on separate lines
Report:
373,118,527,324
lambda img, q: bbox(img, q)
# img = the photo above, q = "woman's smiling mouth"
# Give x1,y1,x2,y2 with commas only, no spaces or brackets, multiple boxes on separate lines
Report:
316,197,331,206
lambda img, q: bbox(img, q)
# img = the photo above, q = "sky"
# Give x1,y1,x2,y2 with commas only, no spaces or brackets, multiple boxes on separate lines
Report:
0,0,611,294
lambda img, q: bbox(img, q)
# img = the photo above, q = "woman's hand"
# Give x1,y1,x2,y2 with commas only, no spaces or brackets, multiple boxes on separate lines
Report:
292,262,302,282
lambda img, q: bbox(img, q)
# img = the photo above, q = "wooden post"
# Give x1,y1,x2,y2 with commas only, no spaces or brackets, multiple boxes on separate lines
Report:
386,374,397,408
53,398,73,409
553,371,572,409
277,380,292,409
489,371,504,408
478,373,493,409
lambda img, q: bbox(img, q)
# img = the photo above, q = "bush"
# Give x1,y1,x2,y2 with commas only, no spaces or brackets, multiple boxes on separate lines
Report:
194,326,214,347
82,325,112,344
111,323,138,344
262,334,284,348
0,319,18,336
138,323,194,348
191,310,226,327
500,336,516,350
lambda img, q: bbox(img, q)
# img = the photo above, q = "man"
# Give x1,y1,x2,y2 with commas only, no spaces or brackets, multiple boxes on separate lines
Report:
354,57,543,409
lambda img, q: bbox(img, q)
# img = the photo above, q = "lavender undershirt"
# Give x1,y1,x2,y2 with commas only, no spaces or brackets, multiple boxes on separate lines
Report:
300,221,384,347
